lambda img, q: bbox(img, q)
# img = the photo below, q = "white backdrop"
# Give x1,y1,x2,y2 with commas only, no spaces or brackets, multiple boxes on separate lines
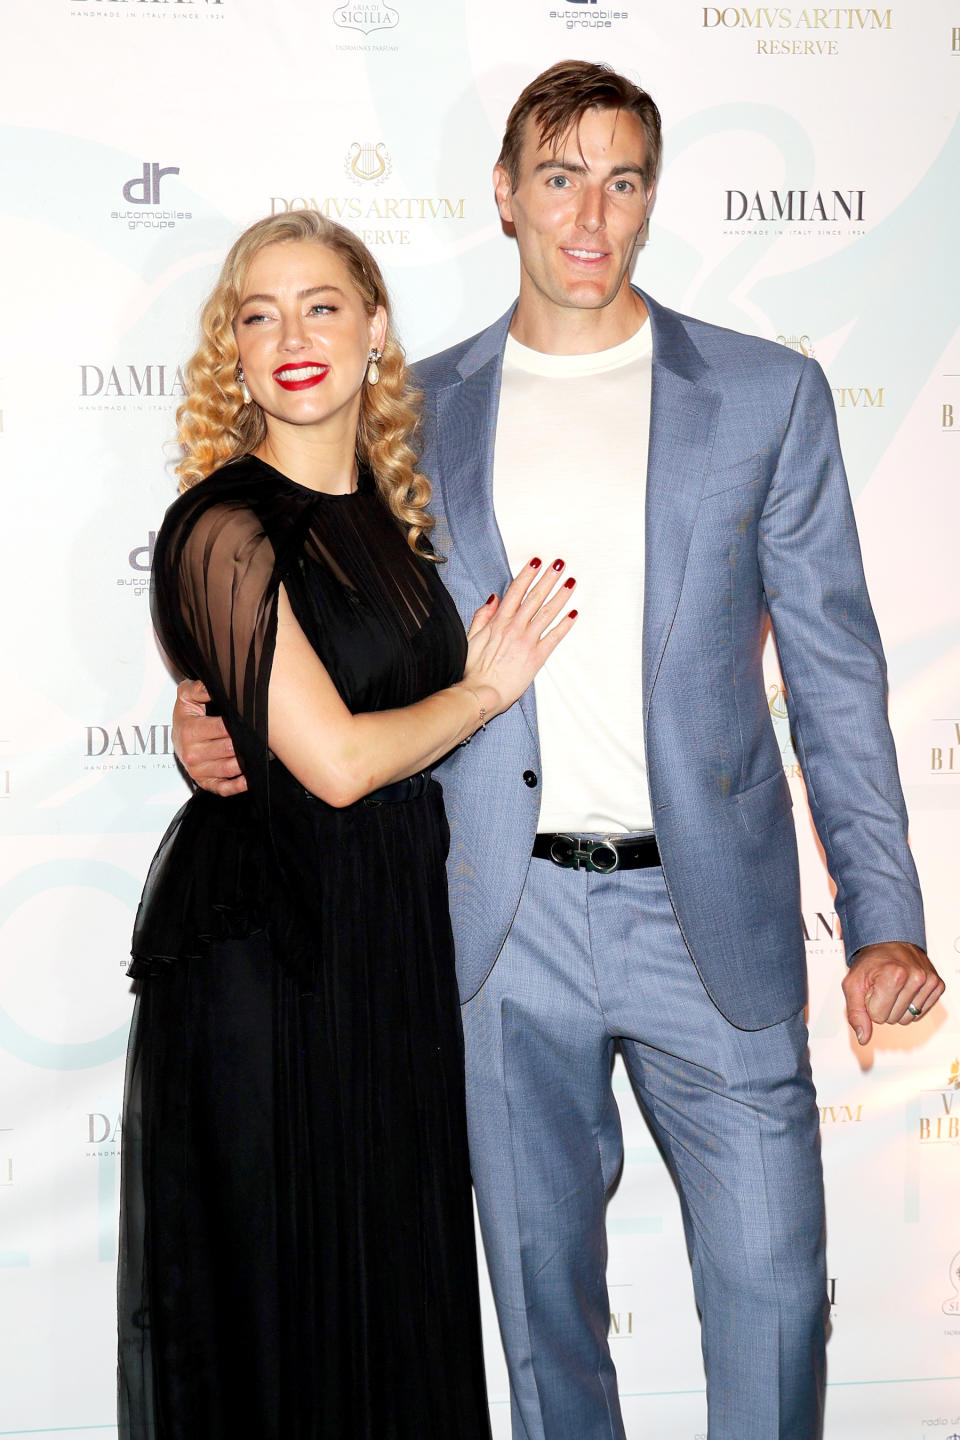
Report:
1,3,959,1437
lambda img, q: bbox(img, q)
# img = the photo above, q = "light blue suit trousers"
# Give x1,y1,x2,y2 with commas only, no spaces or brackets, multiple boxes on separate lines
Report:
462,857,826,1440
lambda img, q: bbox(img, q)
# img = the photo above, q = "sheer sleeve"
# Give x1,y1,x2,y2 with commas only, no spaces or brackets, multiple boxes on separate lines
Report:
153,497,279,752
131,491,282,979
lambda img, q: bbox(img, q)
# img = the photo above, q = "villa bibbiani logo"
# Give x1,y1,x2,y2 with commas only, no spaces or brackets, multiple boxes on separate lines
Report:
112,161,192,231
929,718,960,777
701,7,893,56
918,1059,960,1145
548,0,631,31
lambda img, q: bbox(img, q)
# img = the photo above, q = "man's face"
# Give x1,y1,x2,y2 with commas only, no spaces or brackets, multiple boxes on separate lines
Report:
494,106,653,320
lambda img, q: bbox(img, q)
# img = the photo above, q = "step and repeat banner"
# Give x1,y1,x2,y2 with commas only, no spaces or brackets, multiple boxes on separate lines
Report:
1,3,958,1437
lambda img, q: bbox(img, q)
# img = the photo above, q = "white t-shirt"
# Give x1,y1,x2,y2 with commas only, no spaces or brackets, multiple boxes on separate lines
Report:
493,324,654,833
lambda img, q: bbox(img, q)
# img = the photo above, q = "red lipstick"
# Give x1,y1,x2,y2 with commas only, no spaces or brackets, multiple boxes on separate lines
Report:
273,362,330,391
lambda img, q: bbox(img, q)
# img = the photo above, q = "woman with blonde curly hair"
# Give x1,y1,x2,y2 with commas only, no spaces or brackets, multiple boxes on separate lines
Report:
117,211,575,1438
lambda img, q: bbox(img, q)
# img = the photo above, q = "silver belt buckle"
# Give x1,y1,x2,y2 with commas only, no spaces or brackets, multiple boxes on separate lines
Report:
548,835,620,874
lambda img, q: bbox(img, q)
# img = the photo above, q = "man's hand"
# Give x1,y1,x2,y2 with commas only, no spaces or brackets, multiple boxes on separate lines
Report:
173,679,247,796
843,942,945,1045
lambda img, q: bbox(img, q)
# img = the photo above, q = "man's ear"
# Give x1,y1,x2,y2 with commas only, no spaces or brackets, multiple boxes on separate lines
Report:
493,164,514,225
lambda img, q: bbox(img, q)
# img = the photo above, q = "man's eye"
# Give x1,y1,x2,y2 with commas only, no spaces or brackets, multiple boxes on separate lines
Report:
547,175,569,188
612,180,635,194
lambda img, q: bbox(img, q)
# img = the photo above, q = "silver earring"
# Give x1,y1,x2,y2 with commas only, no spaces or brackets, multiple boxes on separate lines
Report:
237,366,251,405
366,348,382,386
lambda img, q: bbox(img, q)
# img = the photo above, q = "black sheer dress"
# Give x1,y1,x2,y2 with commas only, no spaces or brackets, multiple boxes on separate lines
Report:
118,455,490,1439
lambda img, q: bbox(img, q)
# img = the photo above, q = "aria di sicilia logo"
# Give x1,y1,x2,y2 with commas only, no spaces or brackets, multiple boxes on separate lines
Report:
333,3,398,34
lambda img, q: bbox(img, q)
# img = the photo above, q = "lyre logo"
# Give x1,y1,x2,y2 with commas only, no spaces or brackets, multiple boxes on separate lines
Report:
775,333,815,357
345,142,392,186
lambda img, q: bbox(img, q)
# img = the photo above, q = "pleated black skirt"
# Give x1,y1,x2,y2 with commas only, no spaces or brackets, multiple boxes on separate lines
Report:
118,784,490,1439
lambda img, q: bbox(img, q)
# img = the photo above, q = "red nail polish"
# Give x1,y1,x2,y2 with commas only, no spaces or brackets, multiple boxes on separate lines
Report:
563,577,576,589
567,609,578,619
530,557,542,569
487,593,496,604
552,558,565,571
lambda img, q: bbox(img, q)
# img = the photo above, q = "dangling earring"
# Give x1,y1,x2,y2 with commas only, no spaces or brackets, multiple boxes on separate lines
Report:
366,348,382,386
237,366,251,405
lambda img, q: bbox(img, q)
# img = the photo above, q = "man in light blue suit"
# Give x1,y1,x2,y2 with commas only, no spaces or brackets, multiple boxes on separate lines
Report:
411,61,943,1440
176,60,944,1440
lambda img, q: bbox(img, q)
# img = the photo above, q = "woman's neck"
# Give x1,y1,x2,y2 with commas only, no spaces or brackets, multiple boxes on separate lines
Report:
255,420,358,495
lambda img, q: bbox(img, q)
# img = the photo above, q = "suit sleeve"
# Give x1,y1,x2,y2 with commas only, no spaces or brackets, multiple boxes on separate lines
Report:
757,356,925,959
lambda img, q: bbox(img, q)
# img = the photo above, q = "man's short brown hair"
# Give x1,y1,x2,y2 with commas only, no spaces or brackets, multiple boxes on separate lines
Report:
496,60,662,191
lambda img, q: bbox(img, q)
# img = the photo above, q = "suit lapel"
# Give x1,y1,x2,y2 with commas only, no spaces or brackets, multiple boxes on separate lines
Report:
436,293,721,741
436,372,511,602
640,292,721,720
436,305,540,741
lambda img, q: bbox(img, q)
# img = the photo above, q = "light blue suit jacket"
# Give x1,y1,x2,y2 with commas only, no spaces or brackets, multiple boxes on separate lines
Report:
416,291,925,1029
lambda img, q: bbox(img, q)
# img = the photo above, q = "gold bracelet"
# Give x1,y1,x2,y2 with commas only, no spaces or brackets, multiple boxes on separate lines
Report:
461,687,487,744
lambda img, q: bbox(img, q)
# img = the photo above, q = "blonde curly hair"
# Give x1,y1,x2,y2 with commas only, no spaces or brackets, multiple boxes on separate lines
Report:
176,210,434,554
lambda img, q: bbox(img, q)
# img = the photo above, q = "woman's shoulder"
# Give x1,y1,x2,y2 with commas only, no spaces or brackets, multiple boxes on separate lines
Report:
161,455,268,532
154,457,281,586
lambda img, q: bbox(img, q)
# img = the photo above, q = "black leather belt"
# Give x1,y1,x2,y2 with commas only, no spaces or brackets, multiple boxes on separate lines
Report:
533,832,661,874
362,769,433,807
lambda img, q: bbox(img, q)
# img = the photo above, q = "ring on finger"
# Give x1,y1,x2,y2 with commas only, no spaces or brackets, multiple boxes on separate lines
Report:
906,1002,922,1019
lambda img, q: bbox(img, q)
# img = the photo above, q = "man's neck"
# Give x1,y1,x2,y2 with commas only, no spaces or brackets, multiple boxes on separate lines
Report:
508,283,648,356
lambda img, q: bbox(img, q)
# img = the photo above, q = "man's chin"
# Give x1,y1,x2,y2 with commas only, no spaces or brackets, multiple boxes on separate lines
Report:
555,279,626,312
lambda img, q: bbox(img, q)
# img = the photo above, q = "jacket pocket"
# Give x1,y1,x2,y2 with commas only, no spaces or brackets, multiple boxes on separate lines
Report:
700,453,763,499
734,768,793,835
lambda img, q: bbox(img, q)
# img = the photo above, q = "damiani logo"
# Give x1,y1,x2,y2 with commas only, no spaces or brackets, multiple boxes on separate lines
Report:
725,189,864,222
74,0,224,6
87,1113,121,1148
333,2,397,32
84,725,172,758
79,364,186,399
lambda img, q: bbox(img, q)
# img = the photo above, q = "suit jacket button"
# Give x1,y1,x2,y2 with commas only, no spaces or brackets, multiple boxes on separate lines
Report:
522,770,538,788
